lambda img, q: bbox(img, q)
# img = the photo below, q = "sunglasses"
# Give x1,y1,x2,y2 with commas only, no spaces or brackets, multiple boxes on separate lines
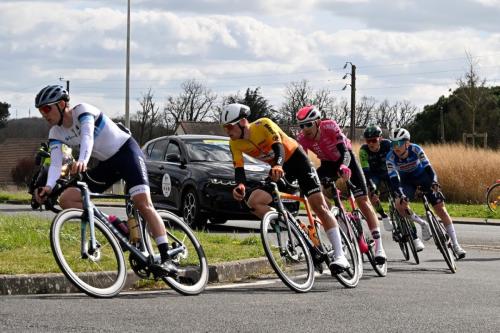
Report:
299,122,314,129
222,123,236,130
366,137,379,144
391,139,407,147
39,103,57,114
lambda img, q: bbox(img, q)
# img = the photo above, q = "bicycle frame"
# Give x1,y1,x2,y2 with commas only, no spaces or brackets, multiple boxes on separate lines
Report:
76,180,153,267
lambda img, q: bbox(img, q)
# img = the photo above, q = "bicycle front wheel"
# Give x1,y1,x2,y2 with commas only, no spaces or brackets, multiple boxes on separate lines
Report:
486,183,500,213
401,217,420,265
159,210,209,295
334,216,362,288
261,211,315,293
50,209,127,298
427,211,456,273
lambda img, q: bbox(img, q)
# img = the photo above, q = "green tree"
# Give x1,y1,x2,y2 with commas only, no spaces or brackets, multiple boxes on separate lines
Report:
0,101,11,128
225,87,275,122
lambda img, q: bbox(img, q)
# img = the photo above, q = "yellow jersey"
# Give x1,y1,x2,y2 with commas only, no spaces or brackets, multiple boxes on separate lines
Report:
229,118,298,168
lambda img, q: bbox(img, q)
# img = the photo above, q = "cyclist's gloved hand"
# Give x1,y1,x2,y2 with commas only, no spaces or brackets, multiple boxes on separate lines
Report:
338,164,351,181
71,161,87,175
233,183,246,201
270,165,284,182
431,181,440,192
35,186,52,204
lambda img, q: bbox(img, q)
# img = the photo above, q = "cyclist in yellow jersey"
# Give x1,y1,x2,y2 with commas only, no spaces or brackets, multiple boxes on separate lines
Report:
221,103,350,272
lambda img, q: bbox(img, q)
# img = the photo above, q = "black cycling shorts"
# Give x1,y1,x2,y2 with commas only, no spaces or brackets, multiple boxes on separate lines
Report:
283,146,322,197
316,150,368,198
84,138,149,194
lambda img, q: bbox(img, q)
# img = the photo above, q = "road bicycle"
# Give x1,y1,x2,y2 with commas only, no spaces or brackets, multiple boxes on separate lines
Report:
259,178,360,292
416,187,457,273
486,179,500,213
387,193,420,264
46,173,209,297
322,178,386,277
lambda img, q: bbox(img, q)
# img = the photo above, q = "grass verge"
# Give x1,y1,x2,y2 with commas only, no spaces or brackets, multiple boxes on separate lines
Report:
0,214,265,275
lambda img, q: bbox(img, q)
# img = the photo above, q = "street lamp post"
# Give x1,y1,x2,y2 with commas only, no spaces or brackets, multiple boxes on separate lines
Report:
125,0,131,129
59,77,70,93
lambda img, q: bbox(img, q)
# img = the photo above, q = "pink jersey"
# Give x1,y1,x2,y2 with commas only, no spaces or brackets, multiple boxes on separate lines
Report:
297,119,352,162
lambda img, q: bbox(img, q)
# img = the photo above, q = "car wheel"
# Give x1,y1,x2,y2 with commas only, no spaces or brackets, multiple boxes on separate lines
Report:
209,218,227,224
182,188,207,229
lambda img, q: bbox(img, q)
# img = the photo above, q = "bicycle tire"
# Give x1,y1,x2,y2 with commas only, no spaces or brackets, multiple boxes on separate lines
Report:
486,182,500,213
366,238,387,277
353,209,387,277
50,208,127,298
334,215,362,288
426,210,456,273
261,211,315,293
390,208,410,261
401,217,420,265
158,210,209,295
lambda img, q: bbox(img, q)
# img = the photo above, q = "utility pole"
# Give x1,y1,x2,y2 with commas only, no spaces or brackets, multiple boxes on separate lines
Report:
125,0,131,128
343,62,356,140
440,105,445,143
59,77,70,92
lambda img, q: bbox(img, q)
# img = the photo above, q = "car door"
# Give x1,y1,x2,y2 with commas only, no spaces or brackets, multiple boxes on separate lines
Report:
144,138,170,206
161,139,188,209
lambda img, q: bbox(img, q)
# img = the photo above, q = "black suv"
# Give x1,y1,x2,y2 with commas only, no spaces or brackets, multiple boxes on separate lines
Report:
143,134,299,229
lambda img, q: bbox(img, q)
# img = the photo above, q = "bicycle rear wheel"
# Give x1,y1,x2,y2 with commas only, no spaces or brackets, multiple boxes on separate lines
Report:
50,209,127,298
159,210,209,295
261,211,315,293
486,183,500,213
334,216,362,288
426,210,456,273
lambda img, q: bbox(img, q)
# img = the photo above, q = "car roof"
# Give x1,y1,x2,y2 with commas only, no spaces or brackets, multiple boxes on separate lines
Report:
143,134,229,147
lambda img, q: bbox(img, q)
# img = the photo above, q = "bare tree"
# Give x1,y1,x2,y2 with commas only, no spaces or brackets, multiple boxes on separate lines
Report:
164,79,217,130
355,96,377,127
134,88,161,145
325,97,350,127
455,51,487,146
280,80,313,124
395,100,419,128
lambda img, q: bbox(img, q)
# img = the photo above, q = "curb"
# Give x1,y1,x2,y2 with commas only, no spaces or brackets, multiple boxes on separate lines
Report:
0,258,270,296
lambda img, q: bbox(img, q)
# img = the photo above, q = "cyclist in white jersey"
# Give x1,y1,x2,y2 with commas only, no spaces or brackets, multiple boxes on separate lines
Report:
34,85,176,275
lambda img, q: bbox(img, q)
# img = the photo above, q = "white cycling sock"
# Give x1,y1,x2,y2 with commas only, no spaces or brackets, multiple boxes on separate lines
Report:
155,235,168,245
445,224,459,246
371,227,383,249
411,213,426,226
326,227,344,258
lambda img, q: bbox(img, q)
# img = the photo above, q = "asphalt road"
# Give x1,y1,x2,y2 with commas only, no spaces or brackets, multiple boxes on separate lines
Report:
1,203,500,331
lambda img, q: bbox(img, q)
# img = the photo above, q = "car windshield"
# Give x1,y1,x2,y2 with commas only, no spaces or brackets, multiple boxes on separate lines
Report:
185,139,260,164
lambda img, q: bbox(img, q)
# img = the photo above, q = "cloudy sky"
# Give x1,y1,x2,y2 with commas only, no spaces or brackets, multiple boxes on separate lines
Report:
2,0,500,120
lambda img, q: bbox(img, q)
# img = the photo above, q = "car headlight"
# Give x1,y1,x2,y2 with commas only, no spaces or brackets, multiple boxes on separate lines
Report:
209,178,236,186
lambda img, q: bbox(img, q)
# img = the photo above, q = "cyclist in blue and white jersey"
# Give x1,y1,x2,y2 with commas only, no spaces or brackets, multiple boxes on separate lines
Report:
386,128,466,258
33,85,177,275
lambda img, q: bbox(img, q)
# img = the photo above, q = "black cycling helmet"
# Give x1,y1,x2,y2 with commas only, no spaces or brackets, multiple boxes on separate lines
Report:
363,124,382,138
35,85,69,108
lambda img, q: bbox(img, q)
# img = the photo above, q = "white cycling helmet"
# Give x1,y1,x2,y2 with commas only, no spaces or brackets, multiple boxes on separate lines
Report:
220,103,250,125
389,128,410,141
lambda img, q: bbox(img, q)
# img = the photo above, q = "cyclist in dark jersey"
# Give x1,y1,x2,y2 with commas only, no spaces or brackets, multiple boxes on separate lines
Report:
359,125,393,231
386,128,466,258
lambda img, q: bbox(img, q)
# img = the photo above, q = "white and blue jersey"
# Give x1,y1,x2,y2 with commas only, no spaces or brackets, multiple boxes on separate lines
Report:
386,143,441,204
45,103,149,197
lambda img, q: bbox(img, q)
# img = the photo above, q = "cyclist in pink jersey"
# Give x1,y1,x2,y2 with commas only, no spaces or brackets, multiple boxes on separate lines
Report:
296,105,386,264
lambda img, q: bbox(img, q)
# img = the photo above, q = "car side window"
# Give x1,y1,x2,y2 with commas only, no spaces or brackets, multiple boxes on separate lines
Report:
150,139,168,161
165,141,181,160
